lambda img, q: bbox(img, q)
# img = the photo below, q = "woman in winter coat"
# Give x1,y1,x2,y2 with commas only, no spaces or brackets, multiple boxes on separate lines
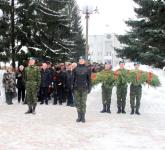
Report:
16,65,25,103
3,66,16,105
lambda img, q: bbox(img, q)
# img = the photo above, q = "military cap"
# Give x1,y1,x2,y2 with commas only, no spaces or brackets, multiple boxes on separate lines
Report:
79,56,85,60
28,57,37,60
134,61,140,66
119,60,125,64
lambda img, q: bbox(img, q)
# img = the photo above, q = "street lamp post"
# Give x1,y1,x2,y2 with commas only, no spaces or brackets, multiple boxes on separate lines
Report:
85,12,89,61
82,4,98,60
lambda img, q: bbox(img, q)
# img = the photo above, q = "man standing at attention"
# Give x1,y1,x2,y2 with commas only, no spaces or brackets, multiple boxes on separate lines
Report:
115,60,128,114
100,63,114,113
73,57,91,123
130,62,143,115
25,57,41,114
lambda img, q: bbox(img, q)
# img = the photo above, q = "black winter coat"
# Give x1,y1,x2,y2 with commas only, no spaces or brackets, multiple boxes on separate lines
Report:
65,70,74,90
53,71,65,89
40,69,52,87
73,64,91,91
16,70,25,89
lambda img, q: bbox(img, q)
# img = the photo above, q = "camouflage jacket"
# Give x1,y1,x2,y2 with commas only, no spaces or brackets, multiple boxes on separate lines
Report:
25,65,41,88
114,68,129,86
3,72,16,93
102,70,115,89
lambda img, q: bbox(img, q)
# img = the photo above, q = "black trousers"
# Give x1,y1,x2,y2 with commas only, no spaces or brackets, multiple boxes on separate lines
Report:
18,87,25,103
66,88,74,106
40,87,49,104
54,87,63,105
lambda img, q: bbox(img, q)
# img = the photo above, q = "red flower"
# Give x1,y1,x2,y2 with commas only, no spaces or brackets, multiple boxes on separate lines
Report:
114,70,118,80
147,72,153,84
91,73,97,81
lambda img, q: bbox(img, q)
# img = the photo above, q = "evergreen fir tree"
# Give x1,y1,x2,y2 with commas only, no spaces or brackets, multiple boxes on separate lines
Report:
0,0,85,64
67,0,85,61
16,0,74,63
0,0,12,62
38,0,73,62
116,0,165,68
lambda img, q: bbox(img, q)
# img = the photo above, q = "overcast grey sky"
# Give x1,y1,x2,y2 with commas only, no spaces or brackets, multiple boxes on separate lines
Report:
76,0,136,35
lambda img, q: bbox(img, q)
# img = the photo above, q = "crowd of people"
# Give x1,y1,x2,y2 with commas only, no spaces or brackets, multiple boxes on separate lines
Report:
2,56,146,123
2,56,93,123
2,60,75,106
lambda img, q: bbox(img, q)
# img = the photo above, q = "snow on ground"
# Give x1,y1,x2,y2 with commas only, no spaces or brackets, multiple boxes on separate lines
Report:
0,65,165,150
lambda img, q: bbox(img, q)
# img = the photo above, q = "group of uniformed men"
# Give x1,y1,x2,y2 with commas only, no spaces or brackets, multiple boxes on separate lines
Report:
100,61,142,116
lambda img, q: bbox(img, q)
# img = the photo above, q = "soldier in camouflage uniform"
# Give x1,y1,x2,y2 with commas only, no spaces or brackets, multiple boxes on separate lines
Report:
73,57,91,123
25,58,41,114
130,62,142,115
115,60,128,114
100,63,114,113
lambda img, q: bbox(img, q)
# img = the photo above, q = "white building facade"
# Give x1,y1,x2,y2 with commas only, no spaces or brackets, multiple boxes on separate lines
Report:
88,34,121,66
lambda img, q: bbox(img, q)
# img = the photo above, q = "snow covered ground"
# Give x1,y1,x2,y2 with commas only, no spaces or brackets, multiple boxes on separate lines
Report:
0,65,165,150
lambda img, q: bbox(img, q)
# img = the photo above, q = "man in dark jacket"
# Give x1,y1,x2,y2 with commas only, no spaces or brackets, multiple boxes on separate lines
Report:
60,63,67,103
53,66,65,105
65,63,74,106
73,57,91,123
46,61,54,100
40,63,52,105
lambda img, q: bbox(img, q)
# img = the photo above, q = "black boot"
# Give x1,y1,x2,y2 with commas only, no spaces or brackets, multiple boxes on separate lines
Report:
25,106,32,114
53,101,57,105
23,101,27,105
81,113,85,123
76,112,82,122
45,100,48,105
130,108,134,115
135,109,140,115
100,104,106,113
117,107,121,114
32,104,37,115
40,100,44,105
106,104,111,113
122,107,126,114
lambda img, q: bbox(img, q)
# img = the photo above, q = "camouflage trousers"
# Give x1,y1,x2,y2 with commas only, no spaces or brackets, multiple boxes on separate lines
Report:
74,89,88,113
102,86,112,105
26,82,38,106
116,84,127,108
130,84,142,110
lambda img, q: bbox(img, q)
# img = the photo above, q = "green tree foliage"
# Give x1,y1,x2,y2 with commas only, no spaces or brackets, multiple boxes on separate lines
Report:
66,0,85,61
0,0,11,62
116,0,165,68
0,0,85,64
